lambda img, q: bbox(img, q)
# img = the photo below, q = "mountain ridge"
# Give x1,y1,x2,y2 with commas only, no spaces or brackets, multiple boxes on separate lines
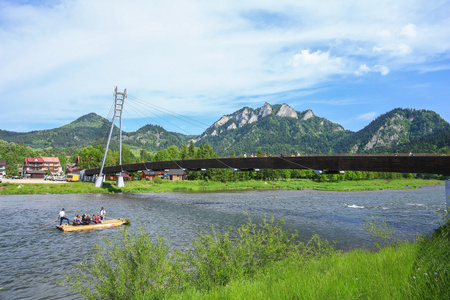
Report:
0,104,449,156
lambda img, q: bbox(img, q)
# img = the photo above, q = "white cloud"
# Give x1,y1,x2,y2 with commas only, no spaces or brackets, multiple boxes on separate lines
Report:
373,43,412,56
358,112,378,120
291,49,344,69
356,64,389,76
0,0,449,132
401,24,417,37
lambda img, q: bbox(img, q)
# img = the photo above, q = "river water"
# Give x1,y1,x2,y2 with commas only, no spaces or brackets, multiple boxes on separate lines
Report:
0,186,446,299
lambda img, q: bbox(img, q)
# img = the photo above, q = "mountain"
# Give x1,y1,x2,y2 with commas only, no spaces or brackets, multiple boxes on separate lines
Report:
334,108,450,153
1,105,449,156
194,103,351,156
121,124,186,152
0,113,112,149
0,113,186,153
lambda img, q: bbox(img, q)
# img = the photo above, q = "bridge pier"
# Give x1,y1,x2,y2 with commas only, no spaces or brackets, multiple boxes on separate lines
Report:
94,175,104,187
117,175,124,188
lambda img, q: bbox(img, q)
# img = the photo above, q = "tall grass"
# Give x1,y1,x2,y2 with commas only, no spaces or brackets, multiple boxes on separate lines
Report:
60,215,335,299
60,213,450,300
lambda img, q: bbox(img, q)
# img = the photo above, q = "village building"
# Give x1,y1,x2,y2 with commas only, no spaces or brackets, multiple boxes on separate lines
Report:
0,160,6,175
22,157,45,178
141,169,185,181
66,163,80,174
42,157,63,175
22,157,62,178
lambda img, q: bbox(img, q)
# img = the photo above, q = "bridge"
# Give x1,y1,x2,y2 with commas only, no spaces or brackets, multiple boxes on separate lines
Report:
85,154,450,177
87,87,450,206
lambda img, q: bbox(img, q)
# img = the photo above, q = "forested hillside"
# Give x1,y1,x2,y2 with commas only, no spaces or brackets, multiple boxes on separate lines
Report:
0,105,449,158
334,108,450,153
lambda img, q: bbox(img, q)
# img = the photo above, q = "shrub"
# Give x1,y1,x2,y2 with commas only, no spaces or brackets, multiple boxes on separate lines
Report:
60,214,335,299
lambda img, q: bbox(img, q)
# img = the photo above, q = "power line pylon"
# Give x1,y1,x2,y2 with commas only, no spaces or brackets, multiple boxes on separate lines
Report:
95,86,127,188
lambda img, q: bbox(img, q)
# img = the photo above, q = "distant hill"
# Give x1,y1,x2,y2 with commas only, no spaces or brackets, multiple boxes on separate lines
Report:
0,113,186,153
0,113,112,149
1,106,449,156
333,108,450,153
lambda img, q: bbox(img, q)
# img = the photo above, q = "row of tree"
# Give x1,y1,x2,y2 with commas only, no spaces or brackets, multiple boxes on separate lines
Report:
0,140,68,176
185,168,439,182
1,139,447,181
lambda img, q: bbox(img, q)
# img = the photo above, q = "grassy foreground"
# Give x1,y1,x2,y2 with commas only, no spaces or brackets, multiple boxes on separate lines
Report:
0,178,444,195
60,214,450,299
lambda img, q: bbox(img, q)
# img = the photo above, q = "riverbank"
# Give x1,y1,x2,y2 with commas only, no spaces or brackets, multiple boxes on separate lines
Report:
60,212,450,299
0,178,444,195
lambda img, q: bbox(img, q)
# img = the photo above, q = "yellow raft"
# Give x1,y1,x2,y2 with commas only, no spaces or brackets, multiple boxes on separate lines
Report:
56,219,130,231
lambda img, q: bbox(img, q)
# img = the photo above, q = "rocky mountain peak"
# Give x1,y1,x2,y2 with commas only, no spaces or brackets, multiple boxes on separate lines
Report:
276,104,298,118
302,109,314,120
259,102,273,118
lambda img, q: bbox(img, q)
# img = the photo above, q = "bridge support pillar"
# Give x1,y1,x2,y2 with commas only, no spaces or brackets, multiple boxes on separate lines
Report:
446,179,450,209
94,175,104,188
117,175,124,188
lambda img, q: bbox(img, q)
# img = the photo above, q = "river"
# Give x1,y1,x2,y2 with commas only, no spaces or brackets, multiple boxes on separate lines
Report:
0,185,446,299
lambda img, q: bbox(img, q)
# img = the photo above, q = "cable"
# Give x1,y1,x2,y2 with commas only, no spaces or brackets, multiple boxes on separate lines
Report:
128,95,210,128
125,98,194,135
275,156,316,171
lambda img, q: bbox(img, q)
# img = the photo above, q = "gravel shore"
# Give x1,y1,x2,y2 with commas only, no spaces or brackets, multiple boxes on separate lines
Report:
1,178,66,184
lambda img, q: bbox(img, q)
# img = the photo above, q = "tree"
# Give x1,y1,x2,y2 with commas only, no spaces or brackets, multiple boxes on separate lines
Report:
140,149,152,162
77,146,104,169
0,141,39,176
180,143,188,159
166,145,180,160
197,144,206,158
188,141,197,159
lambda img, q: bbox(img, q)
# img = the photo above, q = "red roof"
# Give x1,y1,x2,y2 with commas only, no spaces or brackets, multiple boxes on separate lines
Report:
41,157,60,163
24,157,44,164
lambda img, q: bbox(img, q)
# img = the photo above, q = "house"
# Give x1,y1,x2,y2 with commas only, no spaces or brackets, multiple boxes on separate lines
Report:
141,169,185,181
66,163,80,174
0,160,6,175
22,156,62,178
105,173,131,181
26,170,46,179
23,157,44,177
42,157,63,175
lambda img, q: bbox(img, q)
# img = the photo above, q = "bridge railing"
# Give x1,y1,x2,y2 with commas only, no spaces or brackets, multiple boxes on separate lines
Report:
84,155,450,177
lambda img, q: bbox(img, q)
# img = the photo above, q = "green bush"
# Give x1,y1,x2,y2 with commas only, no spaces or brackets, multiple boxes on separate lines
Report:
60,214,335,299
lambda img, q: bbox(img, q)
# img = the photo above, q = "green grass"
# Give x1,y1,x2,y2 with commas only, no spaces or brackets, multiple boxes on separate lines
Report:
176,244,420,299
0,178,444,195
59,214,450,300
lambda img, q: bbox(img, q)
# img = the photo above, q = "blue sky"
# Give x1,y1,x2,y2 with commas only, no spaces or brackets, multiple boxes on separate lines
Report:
1,0,449,135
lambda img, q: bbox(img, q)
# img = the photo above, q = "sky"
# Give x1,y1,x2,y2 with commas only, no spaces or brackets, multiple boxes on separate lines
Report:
1,0,450,135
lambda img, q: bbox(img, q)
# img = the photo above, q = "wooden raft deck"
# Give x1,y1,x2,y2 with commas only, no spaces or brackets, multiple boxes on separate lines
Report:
56,219,130,231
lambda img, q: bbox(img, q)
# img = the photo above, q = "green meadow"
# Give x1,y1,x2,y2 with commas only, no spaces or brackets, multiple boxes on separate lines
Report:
0,178,444,195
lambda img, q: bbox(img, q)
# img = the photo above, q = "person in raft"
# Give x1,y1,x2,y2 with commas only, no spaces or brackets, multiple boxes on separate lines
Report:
82,214,92,225
58,208,71,226
72,214,82,225
92,214,101,224
98,207,106,223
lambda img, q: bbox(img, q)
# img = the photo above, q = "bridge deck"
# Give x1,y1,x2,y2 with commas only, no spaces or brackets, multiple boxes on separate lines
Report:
84,155,450,176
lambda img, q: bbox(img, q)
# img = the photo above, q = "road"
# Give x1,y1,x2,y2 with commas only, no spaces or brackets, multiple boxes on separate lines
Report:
1,178,66,184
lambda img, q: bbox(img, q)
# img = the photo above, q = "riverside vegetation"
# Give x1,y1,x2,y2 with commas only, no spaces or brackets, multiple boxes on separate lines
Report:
59,211,450,299
0,178,444,195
